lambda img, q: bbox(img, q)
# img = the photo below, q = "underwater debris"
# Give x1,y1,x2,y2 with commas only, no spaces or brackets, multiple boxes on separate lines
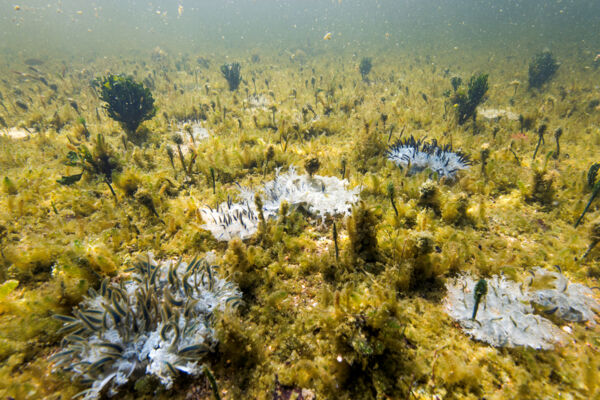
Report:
201,167,359,241
445,268,599,349
386,136,471,179
51,253,241,400
220,62,242,91
528,50,559,89
92,74,156,138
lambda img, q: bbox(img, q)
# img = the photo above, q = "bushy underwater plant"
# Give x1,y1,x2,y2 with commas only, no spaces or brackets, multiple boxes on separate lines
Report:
359,57,372,81
92,74,156,139
528,50,559,89
450,73,489,126
50,253,241,400
220,62,242,91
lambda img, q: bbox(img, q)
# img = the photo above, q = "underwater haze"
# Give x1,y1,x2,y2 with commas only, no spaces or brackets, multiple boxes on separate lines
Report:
2,0,600,57
1,0,600,399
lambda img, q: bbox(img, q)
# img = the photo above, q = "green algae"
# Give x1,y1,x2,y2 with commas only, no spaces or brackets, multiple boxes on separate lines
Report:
0,43,598,400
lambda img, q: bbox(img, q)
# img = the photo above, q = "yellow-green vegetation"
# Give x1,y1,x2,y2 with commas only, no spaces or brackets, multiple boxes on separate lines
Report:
0,45,599,400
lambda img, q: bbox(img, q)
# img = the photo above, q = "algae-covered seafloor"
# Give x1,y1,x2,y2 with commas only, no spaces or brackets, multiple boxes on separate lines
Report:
2,3,600,399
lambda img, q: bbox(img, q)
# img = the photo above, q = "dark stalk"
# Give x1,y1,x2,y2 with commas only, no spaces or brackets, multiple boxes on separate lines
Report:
582,241,598,259
480,146,490,178
519,114,524,134
387,123,396,143
176,144,187,172
172,135,187,174
270,106,277,126
105,179,117,201
582,221,600,259
553,127,563,159
575,163,600,228
187,150,197,175
574,188,600,228
509,141,521,166
210,167,216,195
166,146,176,172
254,194,266,240
333,222,339,263
387,182,398,216
532,124,547,161
203,365,221,400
